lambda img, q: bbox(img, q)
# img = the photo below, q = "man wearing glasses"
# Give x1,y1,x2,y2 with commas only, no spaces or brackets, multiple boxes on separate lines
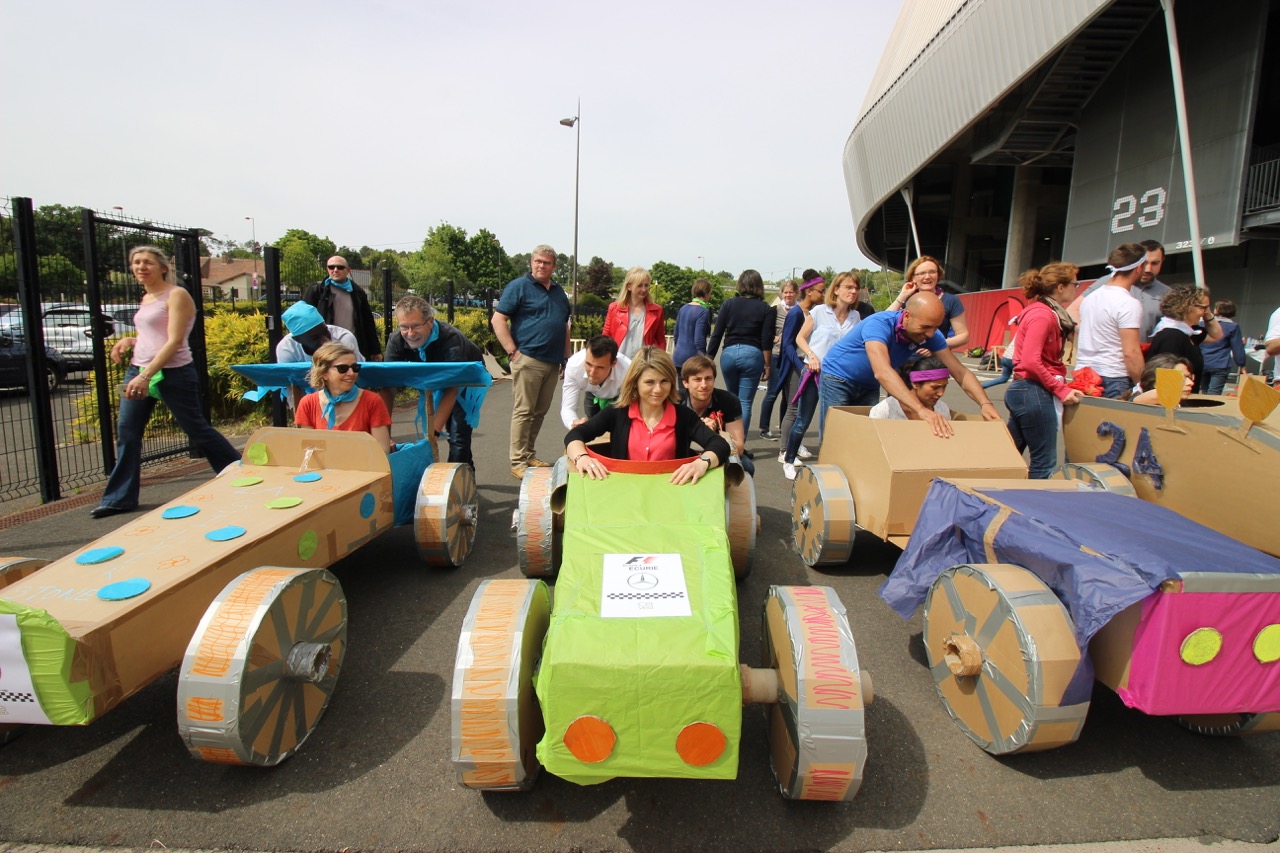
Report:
302,255,382,361
492,245,572,479
381,295,483,467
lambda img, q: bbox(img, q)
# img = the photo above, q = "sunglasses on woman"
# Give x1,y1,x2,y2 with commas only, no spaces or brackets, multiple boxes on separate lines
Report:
332,363,361,374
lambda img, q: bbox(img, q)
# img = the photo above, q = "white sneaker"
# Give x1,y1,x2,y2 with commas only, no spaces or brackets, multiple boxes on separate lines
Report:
778,452,804,467
782,462,797,481
797,445,814,459
778,452,787,465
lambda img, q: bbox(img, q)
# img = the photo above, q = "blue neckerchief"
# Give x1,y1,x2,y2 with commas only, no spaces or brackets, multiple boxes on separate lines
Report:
322,387,360,428
327,276,353,293
414,320,441,362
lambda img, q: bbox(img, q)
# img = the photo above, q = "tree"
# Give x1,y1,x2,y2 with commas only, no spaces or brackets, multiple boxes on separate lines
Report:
336,246,364,270
464,229,509,295
582,256,615,300
275,228,337,263
280,240,323,291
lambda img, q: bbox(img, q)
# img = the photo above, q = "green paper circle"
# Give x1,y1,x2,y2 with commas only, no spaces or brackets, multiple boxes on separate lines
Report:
247,443,269,464
298,530,318,561
266,497,303,509
232,476,263,487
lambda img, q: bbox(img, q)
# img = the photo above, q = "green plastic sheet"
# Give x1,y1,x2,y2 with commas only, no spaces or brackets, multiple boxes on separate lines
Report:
0,599,94,725
534,468,741,784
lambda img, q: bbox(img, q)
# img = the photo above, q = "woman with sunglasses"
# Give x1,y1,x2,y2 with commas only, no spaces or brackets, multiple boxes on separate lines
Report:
296,342,393,454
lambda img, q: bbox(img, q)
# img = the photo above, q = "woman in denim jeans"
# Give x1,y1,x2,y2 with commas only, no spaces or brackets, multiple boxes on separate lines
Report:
707,270,775,436
1004,263,1085,479
91,247,240,518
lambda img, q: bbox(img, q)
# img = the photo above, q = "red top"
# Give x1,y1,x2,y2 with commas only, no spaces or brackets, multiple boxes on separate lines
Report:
625,402,677,461
1012,300,1072,401
603,301,666,350
296,388,392,431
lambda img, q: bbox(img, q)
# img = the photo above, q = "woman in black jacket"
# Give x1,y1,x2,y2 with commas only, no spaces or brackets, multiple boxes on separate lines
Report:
565,347,730,485
707,269,775,436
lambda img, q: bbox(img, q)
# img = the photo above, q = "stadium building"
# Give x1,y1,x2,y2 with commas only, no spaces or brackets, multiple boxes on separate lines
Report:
843,0,1280,343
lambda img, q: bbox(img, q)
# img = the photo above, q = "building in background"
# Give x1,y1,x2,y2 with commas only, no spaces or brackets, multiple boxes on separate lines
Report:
843,0,1280,338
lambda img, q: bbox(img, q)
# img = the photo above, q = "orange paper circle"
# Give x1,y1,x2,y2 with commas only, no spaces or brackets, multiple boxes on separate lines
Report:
676,721,726,767
563,715,616,763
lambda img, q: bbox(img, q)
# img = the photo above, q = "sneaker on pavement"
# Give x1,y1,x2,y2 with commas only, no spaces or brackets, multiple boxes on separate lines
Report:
778,452,805,468
782,462,797,481
760,430,780,441
797,445,814,459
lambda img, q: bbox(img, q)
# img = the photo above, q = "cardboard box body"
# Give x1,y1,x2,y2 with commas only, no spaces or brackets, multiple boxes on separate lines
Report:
820,409,1027,540
0,429,393,726
1063,396,1280,556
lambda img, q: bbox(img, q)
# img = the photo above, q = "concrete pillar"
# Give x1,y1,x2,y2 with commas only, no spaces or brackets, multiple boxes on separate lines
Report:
945,163,973,282
1002,166,1042,289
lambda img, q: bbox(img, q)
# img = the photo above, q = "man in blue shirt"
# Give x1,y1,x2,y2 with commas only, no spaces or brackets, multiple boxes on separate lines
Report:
821,293,1000,437
492,245,572,479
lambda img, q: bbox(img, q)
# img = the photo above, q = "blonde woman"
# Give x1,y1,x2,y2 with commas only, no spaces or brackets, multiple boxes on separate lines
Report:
603,267,665,358
295,342,392,454
91,247,239,519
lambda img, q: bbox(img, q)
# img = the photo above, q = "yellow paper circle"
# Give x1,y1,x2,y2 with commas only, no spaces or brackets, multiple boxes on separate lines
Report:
298,530,318,561
1180,627,1223,666
247,443,269,465
232,476,263,487
1254,624,1280,664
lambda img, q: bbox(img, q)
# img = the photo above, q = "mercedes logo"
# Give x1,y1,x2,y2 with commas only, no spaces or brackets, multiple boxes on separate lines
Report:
627,573,658,590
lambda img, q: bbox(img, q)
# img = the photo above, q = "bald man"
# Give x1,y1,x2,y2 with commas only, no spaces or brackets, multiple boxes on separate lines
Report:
820,292,1000,437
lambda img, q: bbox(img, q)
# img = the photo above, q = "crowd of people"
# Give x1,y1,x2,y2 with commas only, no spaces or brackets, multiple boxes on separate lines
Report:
90,239,1280,517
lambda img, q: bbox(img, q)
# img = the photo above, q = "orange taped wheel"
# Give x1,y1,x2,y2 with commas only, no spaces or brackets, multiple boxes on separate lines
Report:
415,462,479,567
515,459,567,578
177,567,347,766
725,472,758,580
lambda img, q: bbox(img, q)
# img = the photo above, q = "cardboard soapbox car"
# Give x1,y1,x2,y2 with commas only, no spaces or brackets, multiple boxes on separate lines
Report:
452,455,872,801
792,406,1280,754
0,420,480,766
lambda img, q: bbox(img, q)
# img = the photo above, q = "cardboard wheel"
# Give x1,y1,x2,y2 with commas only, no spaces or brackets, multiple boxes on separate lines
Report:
0,557,49,592
453,579,551,791
1175,712,1280,736
1052,462,1136,497
177,567,347,766
790,464,856,567
762,585,867,801
415,463,479,567
516,459,567,578
924,563,1089,755
725,473,758,580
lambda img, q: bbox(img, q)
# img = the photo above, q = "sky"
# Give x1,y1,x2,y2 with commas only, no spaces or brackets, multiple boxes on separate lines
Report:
1,0,902,281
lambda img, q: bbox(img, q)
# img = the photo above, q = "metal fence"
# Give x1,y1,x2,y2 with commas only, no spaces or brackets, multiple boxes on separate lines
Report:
1,198,207,504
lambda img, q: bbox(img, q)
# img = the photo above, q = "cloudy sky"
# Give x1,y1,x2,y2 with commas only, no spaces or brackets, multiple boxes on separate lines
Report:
2,1,902,280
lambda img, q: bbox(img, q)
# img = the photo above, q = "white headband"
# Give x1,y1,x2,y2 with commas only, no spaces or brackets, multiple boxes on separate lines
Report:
1106,255,1145,274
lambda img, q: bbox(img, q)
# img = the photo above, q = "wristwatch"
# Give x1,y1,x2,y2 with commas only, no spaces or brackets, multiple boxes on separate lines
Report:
699,453,714,469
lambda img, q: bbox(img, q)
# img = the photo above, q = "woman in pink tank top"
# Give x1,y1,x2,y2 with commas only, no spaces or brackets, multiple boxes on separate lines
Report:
91,246,240,519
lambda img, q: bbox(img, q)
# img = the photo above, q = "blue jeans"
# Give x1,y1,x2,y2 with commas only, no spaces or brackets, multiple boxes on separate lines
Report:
756,363,789,432
100,363,240,510
1100,374,1132,400
818,372,880,435
720,345,764,438
1005,379,1059,479
784,371,820,463
982,357,1014,389
1201,368,1230,396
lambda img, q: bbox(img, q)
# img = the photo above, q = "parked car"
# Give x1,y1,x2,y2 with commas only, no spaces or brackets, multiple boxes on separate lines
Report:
102,303,141,337
0,305,113,369
0,331,69,391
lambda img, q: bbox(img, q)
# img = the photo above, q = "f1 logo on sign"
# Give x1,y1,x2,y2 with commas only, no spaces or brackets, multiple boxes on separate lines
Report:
1111,187,1167,233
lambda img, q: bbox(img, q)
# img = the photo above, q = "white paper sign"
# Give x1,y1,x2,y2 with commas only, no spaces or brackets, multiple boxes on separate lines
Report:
601,553,691,618
0,613,52,725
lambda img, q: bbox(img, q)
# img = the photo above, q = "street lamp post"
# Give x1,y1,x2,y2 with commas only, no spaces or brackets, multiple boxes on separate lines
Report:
245,216,258,300
559,100,581,323
697,256,705,271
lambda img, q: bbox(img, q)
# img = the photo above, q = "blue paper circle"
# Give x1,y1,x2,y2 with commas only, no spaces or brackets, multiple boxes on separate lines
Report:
162,505,200,519
76,546,124,565
294,472,323,483
97,577,151,601
206,525,247,542
360,492,376,518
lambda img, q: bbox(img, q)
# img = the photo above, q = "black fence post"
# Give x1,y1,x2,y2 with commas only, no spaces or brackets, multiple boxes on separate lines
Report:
380,268,392,353
13,197,61,502
81,208,117,474
447,279,456,324
264,246,286,427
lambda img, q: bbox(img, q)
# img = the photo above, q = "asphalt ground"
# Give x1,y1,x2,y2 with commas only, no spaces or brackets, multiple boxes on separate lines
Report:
1,366,1277,853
